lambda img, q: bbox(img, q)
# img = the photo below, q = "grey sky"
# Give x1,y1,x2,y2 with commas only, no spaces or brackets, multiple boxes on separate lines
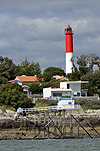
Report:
0,0,100,72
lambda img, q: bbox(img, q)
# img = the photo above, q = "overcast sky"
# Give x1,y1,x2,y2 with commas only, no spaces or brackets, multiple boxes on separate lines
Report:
0,0,100,73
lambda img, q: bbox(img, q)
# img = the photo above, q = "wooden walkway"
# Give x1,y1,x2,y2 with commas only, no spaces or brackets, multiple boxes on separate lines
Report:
15,105,100,139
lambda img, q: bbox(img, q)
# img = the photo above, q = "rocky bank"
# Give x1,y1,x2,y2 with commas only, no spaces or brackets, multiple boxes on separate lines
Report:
0,108,100,140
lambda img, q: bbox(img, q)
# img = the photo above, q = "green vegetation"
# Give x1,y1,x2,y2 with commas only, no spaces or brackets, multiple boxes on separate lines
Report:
0,56,42,86
1,54,100,111
0,83,33,109
28,79,61,94
61,96,71,98
34,99,58,107
67,54,100,96
75,99,100,110
0,56,18,84
43,66,65,82
17,57,41,77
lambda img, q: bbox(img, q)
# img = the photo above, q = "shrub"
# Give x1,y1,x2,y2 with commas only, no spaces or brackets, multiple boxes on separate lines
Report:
0,83,33,109
35,99,58,107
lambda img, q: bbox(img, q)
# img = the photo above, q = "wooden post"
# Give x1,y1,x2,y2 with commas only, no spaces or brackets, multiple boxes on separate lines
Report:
63,110,66,134
22,119,24,130
70,115,73,135
26,117,28,132
34,113,36,136
29,119,31,131
38,113,40,138
78,116,79,138
54,111,57,136
58,111,61,137
44,112,46,137
48,112,50,138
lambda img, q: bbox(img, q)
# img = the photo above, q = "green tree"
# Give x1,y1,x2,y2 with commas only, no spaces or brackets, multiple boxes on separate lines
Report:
87,54,100,72
18,57,41,77
29,84,41,94
0,83,33,109
81,70,100,96
40,79,61,93
0,56,18,84
43,67,65,82
67,54,100,81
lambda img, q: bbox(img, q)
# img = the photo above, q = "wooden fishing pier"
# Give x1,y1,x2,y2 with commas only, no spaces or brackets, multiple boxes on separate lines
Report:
16,105,100,139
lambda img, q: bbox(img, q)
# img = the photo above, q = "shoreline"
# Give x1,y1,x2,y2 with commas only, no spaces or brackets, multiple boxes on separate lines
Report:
0,108,100,140
0,122,100,140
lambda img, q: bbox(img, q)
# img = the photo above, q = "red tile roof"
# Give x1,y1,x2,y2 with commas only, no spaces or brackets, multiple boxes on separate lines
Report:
16,76,39,82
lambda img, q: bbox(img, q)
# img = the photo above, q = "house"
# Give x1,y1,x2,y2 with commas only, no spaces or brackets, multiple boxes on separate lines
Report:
53,75,68,80
8,75,41,98
43,80,88,99
15,75,40,85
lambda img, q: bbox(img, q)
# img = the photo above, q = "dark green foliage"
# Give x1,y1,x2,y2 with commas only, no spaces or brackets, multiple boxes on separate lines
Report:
61,96,71,98
28,79,61,95
28,84,41,94
0,83,33,109
67,54,100,81
0,56,18,84
0,76,8,85
43,67,65,82
40,79,60,92
81,70,100,96
35,99,58,107
67,70,81,81
17,57,41,76
75,99,100,109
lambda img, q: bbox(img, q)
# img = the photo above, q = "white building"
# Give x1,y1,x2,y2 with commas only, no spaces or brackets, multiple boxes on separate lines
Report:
57,98,74,110
22,85,32,98
43,81,88,99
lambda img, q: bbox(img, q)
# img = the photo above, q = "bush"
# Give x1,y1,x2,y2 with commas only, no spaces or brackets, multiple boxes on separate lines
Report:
61,96,71,98
0,83,33,109
75,98,100,110
35,99,58,107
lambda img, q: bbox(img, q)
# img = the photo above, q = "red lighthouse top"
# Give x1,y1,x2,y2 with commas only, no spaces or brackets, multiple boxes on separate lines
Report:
64,25,74,35
64,25,74,53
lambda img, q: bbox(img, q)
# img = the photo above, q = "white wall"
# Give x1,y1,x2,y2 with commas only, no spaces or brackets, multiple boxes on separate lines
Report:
43,87,51,98
60,82,67,89
66,52,73,74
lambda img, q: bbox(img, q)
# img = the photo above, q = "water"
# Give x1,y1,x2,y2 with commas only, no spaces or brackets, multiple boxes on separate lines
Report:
0,138,100,151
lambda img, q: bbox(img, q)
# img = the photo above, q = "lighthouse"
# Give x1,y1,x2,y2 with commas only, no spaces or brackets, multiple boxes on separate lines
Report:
64,25,74,74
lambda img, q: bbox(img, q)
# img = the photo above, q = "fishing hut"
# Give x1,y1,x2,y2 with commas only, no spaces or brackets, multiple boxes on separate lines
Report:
15,98,100,139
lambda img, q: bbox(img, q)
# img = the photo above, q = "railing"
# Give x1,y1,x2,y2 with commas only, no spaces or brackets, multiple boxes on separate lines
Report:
17,104,84,115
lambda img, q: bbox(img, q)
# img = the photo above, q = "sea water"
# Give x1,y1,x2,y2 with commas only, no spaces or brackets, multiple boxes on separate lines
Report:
0,138,100,151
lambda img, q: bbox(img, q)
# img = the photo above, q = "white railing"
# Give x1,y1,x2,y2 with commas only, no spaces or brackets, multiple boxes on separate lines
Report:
17,104,84,115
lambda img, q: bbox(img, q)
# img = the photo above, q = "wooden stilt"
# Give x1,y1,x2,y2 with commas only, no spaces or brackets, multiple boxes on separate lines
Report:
34,113,36,136
78,116,79,138
54,111,57,136
38,113,40,138
26,117,27,132
44,112,46,138
70,115,73,135
63,110,66,134
48,112,50,138
71,115,93,138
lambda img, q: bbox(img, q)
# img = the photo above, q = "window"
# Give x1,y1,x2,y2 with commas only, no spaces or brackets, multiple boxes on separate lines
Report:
67,84,70,89
68,102,72,104
81,93,85,96
77,92,80,96
53,93,62,97
67,28,72,31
